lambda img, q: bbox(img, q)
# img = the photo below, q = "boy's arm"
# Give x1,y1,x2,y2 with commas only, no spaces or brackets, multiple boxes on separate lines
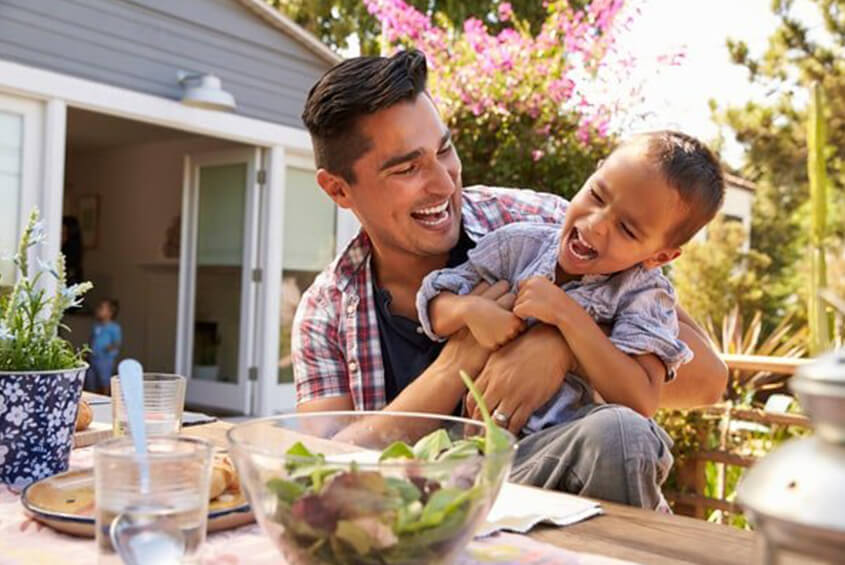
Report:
430,290,524,349
514,276,663,417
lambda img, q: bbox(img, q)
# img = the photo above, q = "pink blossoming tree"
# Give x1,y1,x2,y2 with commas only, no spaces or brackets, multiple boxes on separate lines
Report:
363,0,673,197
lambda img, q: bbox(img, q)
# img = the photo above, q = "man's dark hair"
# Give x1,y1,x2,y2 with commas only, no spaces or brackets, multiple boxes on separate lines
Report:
302,49,428,184
624,131,725,247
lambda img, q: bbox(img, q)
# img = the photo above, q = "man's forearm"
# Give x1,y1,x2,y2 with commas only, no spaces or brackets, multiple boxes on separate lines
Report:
660,318,728,409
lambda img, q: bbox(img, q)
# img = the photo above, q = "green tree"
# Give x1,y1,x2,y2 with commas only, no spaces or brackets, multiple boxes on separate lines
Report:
672,216,773,328
712,0,844,325
268,1,551,55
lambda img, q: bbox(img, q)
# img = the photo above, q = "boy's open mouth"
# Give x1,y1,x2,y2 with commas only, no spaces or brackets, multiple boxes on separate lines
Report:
568,227,598,261
411,200,451,227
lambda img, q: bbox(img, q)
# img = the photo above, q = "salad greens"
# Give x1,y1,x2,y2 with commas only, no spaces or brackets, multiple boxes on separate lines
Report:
264,371,512,564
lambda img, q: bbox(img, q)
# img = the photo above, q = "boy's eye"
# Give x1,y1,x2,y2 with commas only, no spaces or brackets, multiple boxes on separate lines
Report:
437,141,453,156
590,188,604,204
620,223,636,239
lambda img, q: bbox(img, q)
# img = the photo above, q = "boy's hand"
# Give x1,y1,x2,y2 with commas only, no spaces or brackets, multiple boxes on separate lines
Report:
464,298,525,350
513,276,567,326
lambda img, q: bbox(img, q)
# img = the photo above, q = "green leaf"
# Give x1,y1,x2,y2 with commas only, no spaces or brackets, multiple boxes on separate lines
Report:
459,370,511,454
436,439,483,461
379,441,415,461
286,441,316,458
266,478,306,505
334,520,373,555
385,477,421,504
412,429,452,461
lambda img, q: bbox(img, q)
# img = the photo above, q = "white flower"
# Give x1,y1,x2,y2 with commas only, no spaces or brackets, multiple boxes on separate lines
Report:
0,322,13,341
55,427,69,445
28,220,46,246
36,257,59,279
5,405,26,426
0,445,8,465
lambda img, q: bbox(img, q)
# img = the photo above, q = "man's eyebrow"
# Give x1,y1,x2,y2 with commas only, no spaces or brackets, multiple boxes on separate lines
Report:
378,148,422,172
378,130,452,172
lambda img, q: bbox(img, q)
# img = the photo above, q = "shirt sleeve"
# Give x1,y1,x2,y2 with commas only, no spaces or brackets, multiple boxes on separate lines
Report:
291,284,350,404
416,228,514,342
609,272,693,381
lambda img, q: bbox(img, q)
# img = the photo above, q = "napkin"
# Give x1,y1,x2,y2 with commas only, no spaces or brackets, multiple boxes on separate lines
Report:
477,482,602,537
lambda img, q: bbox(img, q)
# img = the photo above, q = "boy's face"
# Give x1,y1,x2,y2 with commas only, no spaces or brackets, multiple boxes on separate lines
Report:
316,94,463,262
95,302,112,322
559,141,686,276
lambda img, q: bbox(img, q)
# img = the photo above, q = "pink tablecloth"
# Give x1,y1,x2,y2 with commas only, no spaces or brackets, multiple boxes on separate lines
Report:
0,448,634,565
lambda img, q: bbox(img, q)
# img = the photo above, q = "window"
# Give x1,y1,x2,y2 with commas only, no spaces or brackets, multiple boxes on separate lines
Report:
278,167,337,383
0,111,22,289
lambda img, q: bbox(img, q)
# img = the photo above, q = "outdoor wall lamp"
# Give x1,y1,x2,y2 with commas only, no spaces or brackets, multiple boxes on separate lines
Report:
177,71,237,112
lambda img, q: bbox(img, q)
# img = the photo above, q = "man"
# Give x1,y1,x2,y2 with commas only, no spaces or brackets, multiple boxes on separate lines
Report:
293,49,727,508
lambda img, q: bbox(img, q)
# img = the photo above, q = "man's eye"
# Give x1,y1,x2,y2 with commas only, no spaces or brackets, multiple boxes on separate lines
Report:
590,188,604,204
394,164,416,175
620,223,636,239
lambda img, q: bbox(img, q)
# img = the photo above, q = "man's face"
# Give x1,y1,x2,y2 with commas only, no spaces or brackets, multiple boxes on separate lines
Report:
559,141,685,275
322,95,463,260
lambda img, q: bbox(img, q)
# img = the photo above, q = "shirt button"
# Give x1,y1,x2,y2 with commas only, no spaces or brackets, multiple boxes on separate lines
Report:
416,326,424,334
348,360,358,372
346,304,355,315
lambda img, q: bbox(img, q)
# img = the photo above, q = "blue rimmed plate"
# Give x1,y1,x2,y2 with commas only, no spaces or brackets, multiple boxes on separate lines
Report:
21,468,253,537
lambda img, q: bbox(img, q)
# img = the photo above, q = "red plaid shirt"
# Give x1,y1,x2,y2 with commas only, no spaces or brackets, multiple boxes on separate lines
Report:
292,186,569,410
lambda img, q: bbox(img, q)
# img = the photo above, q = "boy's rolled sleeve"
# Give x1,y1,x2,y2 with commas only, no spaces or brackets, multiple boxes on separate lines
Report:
609,277,693,381
416,230,511,341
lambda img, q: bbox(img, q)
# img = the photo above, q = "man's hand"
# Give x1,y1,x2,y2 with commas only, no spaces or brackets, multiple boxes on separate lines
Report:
466,324,574,434
465,298,525,349
513,276,568,326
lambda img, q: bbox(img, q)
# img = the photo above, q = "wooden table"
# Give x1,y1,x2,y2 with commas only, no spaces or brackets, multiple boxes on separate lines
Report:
184,421,768,565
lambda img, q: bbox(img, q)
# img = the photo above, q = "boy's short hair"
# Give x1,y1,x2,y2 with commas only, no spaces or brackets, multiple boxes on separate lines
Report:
626,131,725,247
301,49,428,184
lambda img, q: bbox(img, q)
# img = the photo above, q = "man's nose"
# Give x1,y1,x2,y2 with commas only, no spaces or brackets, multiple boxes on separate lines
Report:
426,160,456,195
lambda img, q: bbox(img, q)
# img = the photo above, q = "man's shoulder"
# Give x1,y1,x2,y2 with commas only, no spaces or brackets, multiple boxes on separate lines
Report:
461,185,568,237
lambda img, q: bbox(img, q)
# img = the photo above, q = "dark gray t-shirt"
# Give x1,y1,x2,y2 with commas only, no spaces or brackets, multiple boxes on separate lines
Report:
374,228,475,404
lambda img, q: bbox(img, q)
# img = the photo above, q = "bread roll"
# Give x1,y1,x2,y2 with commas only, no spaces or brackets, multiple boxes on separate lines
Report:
209,454,238,500
75,400,93,431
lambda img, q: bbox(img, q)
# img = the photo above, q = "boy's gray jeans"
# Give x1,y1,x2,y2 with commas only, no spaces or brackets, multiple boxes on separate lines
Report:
509,403,674,509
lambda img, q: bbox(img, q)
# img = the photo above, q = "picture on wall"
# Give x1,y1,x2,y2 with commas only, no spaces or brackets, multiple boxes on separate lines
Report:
78,194,100,249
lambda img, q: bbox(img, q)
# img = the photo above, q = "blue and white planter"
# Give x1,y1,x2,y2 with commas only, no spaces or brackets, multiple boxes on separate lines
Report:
0,366,86,491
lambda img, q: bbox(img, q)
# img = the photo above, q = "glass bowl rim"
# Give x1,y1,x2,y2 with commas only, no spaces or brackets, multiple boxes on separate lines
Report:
226,410,517,469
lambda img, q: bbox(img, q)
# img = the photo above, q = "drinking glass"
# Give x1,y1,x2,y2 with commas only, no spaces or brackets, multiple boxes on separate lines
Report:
111,373,186,437
94,435,213,564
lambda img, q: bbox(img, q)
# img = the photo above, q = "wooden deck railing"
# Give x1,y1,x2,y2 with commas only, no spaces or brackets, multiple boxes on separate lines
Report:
664,354,812,521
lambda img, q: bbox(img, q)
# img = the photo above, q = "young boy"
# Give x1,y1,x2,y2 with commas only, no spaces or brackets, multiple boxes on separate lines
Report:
85,298,122,395
417,130,724,433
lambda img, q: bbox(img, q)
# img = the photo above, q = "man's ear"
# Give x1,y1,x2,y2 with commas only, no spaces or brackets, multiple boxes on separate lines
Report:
641,247,681,270
316,169,354,209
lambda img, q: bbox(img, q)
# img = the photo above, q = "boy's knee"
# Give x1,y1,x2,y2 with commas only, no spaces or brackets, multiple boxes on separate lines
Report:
581,406,668,468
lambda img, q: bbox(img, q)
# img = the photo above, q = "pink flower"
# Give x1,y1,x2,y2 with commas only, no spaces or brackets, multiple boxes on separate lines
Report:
532,149,545,162
498,2,514,22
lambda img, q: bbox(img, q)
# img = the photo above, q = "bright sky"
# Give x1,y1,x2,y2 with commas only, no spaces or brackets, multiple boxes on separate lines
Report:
616,0,781,167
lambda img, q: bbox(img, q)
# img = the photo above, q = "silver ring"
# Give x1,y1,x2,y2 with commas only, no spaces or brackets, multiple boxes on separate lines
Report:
492,409,510,427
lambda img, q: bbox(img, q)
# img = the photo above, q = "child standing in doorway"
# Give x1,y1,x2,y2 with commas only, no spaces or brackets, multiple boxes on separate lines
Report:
86,298,122,395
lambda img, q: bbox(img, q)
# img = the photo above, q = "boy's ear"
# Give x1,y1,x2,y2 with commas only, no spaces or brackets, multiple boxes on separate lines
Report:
641,247,681,270
316,169,354,209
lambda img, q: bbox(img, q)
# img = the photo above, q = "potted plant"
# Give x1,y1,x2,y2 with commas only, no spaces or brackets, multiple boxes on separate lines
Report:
0,209,92,490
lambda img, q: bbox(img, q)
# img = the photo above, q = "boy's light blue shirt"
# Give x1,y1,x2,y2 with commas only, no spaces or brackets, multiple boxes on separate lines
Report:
91,321,121,359
416,221,693,434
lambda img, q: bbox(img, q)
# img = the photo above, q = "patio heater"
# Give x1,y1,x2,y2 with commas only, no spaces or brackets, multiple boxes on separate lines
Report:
737,349,845,564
